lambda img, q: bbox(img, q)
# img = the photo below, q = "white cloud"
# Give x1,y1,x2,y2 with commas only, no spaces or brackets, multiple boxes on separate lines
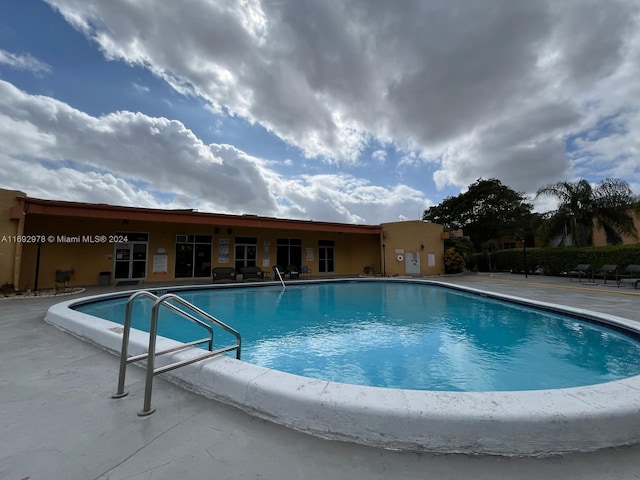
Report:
0,79,430,224
371,150,386,162
41,0,640,199
132,82,149,93
270,174,430,223
0,49,51,74
0,79,274,214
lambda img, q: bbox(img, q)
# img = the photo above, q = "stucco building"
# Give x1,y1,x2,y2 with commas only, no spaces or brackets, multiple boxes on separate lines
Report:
592,210,640,247
1,188,446,291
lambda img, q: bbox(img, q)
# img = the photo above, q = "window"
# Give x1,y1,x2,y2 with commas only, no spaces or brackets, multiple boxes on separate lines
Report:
175,235,212,278
235,236,257,271
318,240,334,273
276,238,302,268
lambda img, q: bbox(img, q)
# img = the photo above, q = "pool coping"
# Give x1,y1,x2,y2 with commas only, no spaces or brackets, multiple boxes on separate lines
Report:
45,278,640,457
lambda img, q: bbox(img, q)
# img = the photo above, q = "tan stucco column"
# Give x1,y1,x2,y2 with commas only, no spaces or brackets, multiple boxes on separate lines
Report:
0,189,26,288
12,208,25,288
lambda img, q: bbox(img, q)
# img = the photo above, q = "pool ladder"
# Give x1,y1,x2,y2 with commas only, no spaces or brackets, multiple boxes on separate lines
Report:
112,290,241,416
274,266,286,290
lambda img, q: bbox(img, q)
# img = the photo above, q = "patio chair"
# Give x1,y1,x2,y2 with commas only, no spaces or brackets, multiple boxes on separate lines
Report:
212,267,236,283
241,266,265,282
568,264,591,283
593,264,618,285
617,264,640,289
300,265,311,279
287,265,300,280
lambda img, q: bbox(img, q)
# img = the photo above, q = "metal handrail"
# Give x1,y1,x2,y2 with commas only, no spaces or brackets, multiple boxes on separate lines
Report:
113,290,215,398
157,294,241,350
274,266,286,290
112,291,241,416
113,290,163,399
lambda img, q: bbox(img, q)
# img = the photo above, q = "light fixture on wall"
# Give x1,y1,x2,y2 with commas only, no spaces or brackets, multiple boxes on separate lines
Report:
121,220,129,226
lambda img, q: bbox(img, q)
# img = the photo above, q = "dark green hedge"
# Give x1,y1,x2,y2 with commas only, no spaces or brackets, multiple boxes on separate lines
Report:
470,244,640,276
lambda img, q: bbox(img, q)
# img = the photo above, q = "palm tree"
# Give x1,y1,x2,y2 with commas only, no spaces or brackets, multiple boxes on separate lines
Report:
535,178,639,247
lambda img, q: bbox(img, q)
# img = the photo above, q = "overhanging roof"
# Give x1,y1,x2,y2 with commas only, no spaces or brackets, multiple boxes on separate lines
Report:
16,196,382,235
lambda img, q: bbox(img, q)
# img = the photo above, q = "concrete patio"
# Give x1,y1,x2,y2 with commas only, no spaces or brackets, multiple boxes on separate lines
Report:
2,273,640,480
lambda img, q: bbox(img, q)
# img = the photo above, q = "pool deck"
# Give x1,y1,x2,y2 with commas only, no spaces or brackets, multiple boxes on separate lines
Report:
2,273,640,480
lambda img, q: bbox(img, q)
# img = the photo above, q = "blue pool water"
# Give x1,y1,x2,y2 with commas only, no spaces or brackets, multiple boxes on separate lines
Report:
75,281,640,391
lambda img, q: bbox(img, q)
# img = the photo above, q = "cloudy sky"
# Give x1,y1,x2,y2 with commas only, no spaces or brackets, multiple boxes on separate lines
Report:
1,0,639,224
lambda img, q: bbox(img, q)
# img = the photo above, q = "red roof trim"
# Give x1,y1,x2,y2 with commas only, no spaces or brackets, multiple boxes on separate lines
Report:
18,196,382,234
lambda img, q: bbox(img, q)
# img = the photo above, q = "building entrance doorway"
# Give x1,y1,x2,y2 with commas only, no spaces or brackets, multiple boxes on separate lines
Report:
175,235,212,277
113,232,149,280
405,252,420,276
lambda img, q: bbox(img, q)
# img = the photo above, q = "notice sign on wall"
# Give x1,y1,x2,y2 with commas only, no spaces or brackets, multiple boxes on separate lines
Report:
152,252,168,274
218,238,229,263
263,240,270,267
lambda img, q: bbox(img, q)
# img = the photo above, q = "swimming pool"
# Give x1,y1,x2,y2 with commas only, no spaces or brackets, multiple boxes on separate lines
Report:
46,278,640,456
73,281,640,392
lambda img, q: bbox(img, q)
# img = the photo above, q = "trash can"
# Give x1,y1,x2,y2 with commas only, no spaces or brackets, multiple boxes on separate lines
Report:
98,271,111,286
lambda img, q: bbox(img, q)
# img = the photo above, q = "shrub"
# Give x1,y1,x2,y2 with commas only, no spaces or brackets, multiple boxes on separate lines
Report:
444,247,466,274
1,283,15,296
470,244,640,275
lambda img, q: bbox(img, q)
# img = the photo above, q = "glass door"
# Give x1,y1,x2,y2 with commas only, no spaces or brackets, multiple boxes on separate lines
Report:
175,235,213,277
113,233,149,280
234,237,257,271
175,243,194,278
318,240,334,273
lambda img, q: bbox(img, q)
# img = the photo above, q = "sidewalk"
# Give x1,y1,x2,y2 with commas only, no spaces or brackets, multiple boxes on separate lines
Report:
445,271,640,321
2,274,640,480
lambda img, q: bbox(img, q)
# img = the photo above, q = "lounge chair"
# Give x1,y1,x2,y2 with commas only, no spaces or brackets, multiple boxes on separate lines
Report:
287,265,300,280
568,264,591,282
617,264,640,289
212,267,236,283
593,264,618,284
241,266,265,282
300,265,311,278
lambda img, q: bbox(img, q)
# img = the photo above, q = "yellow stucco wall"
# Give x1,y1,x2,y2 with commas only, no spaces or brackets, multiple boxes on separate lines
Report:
20,215,119,289
0,189,26,287
18,215,381,289
381,220,445,277
592,211,640,246
5,186,448,290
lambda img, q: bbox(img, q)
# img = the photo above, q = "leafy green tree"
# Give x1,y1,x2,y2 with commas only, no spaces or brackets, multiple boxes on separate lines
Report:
535,178,639,247
423,178,533,250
